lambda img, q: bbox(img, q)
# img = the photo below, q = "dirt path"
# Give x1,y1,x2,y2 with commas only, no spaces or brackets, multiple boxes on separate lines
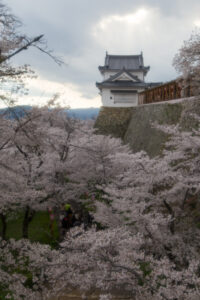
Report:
49,290,132,300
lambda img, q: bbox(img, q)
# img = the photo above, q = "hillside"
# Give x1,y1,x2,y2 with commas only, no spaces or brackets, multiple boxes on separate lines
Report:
0,106,100,120
67,108,99,120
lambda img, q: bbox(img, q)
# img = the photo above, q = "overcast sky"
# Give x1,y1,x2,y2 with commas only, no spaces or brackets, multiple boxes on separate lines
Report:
5,0,200,108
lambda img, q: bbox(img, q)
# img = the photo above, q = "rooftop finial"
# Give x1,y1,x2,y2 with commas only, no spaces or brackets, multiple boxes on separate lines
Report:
105,51,109,66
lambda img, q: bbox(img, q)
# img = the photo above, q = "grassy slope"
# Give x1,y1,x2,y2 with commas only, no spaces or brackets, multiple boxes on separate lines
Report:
0,211,59,246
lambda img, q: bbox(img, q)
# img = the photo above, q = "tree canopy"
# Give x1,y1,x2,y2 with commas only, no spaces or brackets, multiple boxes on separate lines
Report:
1,3,200,299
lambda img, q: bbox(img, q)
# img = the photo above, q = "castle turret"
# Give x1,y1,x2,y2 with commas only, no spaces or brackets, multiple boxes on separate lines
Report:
96,53,159,107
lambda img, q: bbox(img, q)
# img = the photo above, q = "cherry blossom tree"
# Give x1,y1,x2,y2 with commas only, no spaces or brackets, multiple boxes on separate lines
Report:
1,99,200,299
52,108,200,300
0,106,79,239
173,29,200,96
0,0,63,108
0,0,63,67
0,237,60,300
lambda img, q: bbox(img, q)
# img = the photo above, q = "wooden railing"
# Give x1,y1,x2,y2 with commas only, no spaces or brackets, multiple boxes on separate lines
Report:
138,79,193,105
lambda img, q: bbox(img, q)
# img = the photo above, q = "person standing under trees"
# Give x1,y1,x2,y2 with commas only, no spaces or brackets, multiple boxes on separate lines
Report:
61,204,76,231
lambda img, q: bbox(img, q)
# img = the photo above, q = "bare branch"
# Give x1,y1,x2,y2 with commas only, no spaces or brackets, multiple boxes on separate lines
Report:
181,188,190,210
32,44,64,66
163,199,175,234
0,35,44,63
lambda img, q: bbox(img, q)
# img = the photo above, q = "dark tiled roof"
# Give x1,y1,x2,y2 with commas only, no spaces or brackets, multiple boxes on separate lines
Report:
107,54,143,69
99,53,150,74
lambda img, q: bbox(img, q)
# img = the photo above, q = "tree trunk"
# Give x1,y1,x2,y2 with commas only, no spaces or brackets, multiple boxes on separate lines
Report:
0,213,7,240
54,207,63,242
22,206,35,239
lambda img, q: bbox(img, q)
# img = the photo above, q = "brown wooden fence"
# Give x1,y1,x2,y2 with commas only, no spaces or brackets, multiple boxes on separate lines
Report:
138,79,193,105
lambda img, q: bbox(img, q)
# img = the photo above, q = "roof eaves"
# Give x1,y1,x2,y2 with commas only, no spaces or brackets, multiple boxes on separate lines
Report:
106,54,142,58
96,81,150,89
98,66,150,72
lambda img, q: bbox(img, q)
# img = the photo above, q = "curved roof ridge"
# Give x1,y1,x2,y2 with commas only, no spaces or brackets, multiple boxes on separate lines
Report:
106,54,142,57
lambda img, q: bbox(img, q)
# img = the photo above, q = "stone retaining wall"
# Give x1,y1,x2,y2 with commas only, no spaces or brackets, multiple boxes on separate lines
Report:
94,107,133,139
95,98,200,157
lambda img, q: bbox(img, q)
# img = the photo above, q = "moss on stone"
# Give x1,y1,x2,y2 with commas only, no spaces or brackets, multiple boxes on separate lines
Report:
94,107,133,139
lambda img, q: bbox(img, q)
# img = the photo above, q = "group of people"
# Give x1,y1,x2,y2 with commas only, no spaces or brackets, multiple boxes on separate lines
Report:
61,203,93,231
61,204,77,229
47,203,94,238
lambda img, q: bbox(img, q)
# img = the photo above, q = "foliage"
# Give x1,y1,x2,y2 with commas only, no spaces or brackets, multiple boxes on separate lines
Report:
0,210,59,246
173,29,200,96
1,4,200,299
1,103,200,299
0,0,62,107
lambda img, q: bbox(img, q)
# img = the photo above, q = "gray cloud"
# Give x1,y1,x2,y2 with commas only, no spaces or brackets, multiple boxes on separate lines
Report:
5,0,200,105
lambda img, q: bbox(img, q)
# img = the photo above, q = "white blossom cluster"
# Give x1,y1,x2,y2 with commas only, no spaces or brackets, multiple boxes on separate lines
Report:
1,4,200,299
1,103,200,300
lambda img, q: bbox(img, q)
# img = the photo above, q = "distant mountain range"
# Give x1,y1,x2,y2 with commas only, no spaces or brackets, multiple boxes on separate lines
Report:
67,108,100,120
0,106,100,120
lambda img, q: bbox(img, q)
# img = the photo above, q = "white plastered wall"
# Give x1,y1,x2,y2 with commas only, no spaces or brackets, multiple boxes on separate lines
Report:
101,88,144,107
